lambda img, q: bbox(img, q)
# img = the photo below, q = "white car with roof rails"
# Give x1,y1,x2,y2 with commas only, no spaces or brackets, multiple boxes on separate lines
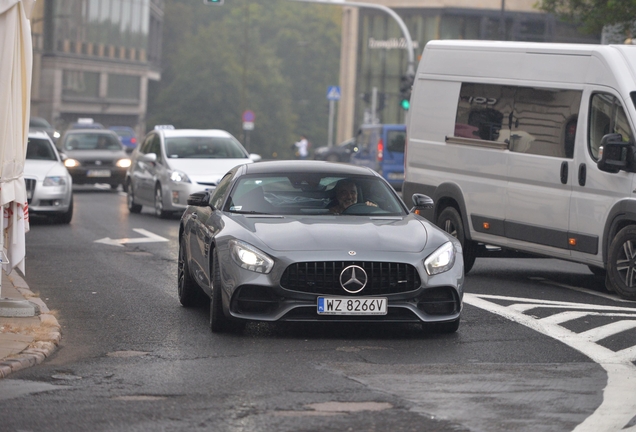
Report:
125,126,261,218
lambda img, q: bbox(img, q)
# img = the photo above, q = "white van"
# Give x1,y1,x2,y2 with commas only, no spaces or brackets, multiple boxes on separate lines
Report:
404,40,636,300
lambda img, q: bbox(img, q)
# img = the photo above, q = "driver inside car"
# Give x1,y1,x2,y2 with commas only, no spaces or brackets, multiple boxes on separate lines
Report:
328,179,377,214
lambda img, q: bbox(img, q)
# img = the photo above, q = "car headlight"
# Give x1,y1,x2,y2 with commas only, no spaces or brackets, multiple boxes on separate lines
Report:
170,170,191,183
53,131,60,139
424,242,456,276
229,240,274,274
116,158,132,168
64,158,80,168
43,176,67,187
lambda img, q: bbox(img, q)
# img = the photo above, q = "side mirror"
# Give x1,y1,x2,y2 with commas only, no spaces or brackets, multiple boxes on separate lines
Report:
597,133,632,173
187,191,212,208
140,152,157,163
410,194,434,214
249,153,262,162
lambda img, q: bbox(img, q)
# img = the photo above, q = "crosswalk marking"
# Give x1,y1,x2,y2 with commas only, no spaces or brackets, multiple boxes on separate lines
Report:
464,293,636,432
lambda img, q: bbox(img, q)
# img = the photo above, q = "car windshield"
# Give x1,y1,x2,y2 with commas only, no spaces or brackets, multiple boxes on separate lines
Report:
26,138,57,161
165,136,248,159
225,173,406,216
62,133,122,151
29,117,51,128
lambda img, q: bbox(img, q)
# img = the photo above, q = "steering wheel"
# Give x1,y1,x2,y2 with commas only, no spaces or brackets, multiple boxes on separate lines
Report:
342,202,381,215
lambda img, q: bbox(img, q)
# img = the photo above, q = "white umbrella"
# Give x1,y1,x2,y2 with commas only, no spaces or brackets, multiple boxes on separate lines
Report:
0,0,34,298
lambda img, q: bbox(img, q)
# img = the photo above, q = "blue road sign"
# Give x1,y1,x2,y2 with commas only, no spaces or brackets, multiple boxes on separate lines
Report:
327,86,341,101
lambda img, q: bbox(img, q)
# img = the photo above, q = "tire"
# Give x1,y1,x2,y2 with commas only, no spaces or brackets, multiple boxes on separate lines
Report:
55,197,73,224
127,181,142,214
423,317,460,334
437,206,476,273
178,236,200,307
210,249,228,333
606,226,636,300
154,185,170,219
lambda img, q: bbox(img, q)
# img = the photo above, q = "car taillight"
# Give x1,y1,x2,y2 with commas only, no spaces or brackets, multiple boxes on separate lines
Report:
131,137,137,144
377,138,384,162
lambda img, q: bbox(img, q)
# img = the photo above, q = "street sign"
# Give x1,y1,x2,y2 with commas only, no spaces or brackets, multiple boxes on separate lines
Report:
243,122,254,131
327,86,341,101
242,110,255,123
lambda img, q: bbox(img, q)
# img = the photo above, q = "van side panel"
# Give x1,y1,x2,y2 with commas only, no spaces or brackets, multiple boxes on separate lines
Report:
406,79,508,239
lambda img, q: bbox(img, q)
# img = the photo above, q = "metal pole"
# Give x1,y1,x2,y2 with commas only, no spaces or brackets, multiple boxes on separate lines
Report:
371,87,377,124
328,99,335,147
292,0,416,75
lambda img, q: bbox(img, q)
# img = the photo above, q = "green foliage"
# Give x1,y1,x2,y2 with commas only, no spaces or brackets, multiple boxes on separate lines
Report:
536,0,636,34
147,0,341,159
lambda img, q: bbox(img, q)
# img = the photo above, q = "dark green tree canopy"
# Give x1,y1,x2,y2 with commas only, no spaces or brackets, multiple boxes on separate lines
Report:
147,0,341,160
537,0,636,35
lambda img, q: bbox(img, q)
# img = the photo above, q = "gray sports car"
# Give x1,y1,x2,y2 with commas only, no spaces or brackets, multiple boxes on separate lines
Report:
178,161,464,333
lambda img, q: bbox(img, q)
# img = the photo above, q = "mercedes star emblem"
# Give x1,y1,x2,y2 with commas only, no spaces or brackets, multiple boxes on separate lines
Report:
339,265,368,294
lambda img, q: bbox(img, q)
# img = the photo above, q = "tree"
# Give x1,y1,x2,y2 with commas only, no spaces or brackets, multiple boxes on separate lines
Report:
147,0,341,159
537,0,636,35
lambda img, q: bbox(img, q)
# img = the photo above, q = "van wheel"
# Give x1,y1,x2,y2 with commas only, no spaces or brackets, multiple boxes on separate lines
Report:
437,207,476,273
607,226,636,300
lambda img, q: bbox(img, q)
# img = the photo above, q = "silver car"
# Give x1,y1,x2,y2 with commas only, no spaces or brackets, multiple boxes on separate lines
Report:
126,127,261,218
25,132,73,224
178,161,464,333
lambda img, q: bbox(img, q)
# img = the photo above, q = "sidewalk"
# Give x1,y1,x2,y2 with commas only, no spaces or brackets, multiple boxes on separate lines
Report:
0,270,61,378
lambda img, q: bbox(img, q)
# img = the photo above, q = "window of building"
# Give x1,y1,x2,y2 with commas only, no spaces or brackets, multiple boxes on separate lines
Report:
108,74,140,100
62,70,100,99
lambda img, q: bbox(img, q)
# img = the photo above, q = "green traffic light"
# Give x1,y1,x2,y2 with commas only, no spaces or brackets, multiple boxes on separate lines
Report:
401,99,410,110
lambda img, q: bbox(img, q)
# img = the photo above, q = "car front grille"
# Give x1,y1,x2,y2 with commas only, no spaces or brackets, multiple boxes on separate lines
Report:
25,178,36,203
280,261,421,296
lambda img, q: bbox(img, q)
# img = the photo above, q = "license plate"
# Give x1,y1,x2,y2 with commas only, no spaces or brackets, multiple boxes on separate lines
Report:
317,297,387,315
87,170,111,178
387,172,404,180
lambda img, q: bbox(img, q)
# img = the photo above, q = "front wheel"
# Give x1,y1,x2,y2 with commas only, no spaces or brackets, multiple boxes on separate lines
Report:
606,226,636,300
437,206,476,273
127,182,142,213
54,197,74,224
178,237,200,307
154,185,170,219
210,250,229,333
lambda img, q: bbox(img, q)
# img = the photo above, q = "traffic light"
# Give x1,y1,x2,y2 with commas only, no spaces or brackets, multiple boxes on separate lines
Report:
203,0,224,4
399,73,414,110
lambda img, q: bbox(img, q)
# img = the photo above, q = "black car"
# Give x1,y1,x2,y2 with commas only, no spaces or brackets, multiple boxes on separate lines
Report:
313,138,357,162
178,160,464,333
58,129,131,189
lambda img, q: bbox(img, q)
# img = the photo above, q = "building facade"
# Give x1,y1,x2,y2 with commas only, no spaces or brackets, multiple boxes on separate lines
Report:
30,0,163,137
336,0,600,143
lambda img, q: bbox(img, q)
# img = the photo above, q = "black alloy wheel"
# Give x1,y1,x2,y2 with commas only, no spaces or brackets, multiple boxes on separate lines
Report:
437,206,476,273
607,226,636,300
178,237,200,307
127,181,142,213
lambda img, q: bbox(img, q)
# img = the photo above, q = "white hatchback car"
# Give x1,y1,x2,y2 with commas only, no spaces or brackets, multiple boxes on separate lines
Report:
126,128,261,218
24,131,73,224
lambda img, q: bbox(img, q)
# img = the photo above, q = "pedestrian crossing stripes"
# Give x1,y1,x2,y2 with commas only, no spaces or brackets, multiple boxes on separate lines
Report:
464,293,636,432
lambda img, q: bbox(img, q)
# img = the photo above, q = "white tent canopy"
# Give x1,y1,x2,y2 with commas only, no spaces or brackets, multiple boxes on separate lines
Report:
0,0,35,281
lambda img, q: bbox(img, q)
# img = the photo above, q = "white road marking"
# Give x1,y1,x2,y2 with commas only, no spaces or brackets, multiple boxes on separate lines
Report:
464,293,636,432
94,228,169,247
528,277,636,304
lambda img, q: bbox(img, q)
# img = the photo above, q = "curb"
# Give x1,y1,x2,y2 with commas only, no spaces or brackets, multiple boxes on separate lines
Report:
0,272,61,379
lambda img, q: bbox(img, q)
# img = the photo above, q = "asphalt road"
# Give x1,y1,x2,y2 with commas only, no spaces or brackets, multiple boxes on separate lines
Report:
1,186,635,432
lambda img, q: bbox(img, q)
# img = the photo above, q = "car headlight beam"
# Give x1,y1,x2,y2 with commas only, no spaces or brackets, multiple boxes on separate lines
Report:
424,242,456,276
43,176,67,187
170,170,191,183
229,240,274,274
64,158,80,168
116,158,132,168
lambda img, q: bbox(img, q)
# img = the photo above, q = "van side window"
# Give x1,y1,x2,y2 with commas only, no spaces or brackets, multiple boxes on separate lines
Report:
455,83,582,158
512,87,581,158
588,93,633,161
455,83,514,142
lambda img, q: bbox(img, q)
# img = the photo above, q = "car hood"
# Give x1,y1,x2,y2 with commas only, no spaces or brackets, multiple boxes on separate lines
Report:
168,158,252,183
24,160,69,179
236,215,429,253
